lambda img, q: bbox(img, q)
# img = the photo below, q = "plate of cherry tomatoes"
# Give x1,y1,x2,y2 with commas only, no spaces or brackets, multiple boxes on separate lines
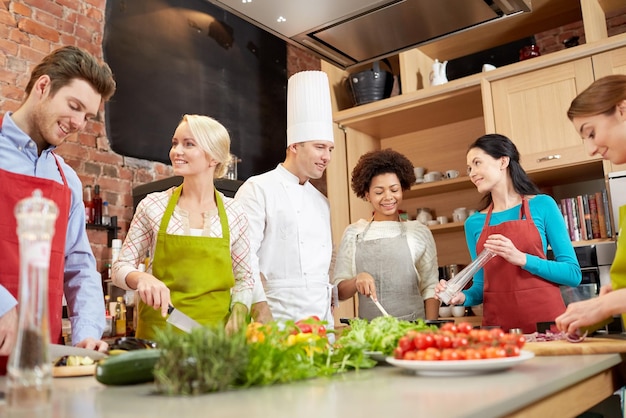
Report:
386,322,534,376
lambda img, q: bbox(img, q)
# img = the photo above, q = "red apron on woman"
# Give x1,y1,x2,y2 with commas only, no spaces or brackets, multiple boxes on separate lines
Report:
477,197,565,333
0,115,70,374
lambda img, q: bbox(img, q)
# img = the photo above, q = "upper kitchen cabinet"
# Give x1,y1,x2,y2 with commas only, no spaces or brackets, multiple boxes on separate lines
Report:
484,58,598,173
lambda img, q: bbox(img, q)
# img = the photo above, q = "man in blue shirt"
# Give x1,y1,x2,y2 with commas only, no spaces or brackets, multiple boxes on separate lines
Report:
0,46,116,372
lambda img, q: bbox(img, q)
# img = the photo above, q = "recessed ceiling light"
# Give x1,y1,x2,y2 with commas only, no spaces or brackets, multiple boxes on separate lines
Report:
241,0,251,3
277,16,286,23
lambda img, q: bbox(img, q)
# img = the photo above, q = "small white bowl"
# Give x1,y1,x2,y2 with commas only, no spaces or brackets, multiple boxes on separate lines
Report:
438,306,452,318
451,305,466,317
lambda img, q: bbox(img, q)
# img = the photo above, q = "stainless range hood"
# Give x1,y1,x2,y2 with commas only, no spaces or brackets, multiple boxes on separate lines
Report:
205,0,531,69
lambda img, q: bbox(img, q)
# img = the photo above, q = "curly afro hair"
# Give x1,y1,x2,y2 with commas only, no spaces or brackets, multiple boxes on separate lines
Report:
351,148,416,199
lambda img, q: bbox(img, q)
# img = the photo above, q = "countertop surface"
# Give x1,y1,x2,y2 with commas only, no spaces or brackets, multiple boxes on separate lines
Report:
0,353,622,418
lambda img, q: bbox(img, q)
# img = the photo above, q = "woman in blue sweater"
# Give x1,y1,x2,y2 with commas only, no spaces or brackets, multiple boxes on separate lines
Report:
436,134,581,332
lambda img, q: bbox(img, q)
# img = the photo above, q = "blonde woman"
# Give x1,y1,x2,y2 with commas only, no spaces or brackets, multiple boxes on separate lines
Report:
112,115,253,339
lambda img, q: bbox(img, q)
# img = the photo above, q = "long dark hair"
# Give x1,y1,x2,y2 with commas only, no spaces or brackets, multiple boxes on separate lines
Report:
469,134,541,210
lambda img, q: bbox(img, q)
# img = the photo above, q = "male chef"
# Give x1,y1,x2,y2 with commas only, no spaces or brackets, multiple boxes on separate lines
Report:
236,70,335,329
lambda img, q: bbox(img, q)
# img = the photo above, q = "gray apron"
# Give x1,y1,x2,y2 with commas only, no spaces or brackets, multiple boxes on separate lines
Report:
355,221,425,321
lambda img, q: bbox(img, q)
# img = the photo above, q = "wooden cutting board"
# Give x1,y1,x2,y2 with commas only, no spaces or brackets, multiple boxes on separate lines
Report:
52,364,96,377
524,337,626,356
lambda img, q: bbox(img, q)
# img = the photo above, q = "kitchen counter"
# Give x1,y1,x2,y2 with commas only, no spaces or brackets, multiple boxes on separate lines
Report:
0,353,624,418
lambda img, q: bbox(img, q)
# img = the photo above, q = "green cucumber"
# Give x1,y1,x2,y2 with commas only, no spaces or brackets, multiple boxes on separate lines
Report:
95,349,161,385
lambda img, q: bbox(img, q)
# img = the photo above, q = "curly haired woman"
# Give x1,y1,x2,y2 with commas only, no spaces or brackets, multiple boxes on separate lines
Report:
332,149,440,320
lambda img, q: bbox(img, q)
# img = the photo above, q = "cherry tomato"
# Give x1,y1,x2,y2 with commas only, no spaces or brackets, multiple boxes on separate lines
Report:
393,347,404,359
423,347,442,361
398,335,414,353
489,328,505,339
441,349,461,361
452,336,468,349
440,323,458,333
464,348,482,360
414,333,435,350
456,322,473,334
505,345,521,357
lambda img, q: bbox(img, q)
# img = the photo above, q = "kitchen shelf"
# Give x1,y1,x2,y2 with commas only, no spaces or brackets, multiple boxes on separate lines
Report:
571,238,615,247
335,78,483,139
406,176,473,199
427,221,464,233
86,221,120,247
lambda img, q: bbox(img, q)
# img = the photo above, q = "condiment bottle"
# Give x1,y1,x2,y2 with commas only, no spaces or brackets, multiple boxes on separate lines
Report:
102,201,110,226
104,294,111,316
92,184,103,225
83,185,93,224
7,189,58,411
115,296,126,336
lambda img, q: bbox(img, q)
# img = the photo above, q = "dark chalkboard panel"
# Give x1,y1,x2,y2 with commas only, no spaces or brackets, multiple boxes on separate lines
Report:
103,0,287,180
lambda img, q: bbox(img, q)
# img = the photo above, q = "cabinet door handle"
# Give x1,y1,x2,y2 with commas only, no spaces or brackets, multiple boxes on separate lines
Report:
536,154,561,163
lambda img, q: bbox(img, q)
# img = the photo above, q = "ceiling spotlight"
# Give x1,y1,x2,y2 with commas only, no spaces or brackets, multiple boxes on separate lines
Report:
277,16,286,23
241,0,251,3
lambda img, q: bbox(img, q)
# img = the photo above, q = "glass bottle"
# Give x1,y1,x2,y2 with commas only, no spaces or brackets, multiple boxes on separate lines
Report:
115,296,126,337
83,185,93,224
102,201,110,226
7,189,58,411
93,184,103,225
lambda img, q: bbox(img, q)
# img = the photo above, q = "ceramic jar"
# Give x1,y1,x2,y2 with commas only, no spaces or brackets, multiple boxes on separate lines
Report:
416,208,433,224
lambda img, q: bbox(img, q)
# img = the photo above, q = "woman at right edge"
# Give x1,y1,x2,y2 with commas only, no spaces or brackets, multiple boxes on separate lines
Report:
557,74,626,335
435,134,581,333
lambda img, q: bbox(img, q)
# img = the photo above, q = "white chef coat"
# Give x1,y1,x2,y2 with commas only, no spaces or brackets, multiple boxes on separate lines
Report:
236,164,334,328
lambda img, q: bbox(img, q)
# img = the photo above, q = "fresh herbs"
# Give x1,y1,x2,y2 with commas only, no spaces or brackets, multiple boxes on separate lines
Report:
153,325,248,395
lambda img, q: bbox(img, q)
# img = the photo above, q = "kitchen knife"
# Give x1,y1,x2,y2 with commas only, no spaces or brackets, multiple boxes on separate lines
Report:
49,343,108,361
166,305,202,333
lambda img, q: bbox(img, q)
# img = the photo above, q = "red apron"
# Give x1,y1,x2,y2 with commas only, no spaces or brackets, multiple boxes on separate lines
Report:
478,197,565,333
0,115,70,374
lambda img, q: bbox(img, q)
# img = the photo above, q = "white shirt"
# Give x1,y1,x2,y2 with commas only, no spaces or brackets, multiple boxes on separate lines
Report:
236,164,333,323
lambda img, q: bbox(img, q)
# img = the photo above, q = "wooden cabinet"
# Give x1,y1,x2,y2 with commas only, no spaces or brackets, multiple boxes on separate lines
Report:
486,59,599,173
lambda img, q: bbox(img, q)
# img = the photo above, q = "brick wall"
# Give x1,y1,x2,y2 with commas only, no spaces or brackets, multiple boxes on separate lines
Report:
0,1,623,270
0,0,176,270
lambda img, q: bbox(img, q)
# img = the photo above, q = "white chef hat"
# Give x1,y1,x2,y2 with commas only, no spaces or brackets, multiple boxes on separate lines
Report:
287,70,334,146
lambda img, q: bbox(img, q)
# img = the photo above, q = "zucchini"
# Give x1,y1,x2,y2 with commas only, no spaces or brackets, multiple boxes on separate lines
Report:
95,349,161,385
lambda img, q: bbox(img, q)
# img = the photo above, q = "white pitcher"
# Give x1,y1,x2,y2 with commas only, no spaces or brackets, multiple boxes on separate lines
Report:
430,59,448,86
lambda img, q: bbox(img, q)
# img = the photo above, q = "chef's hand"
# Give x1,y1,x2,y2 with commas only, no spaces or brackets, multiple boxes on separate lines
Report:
434,280,466,305
354,272,378,301
555,298,609,336
225,303,248,335
0,306,18,355
483,234,526,266
75,337,109,353
134,273,171,317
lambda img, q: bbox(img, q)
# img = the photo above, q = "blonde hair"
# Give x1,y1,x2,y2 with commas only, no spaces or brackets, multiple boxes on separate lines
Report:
180,114,232,178
568,74,626,120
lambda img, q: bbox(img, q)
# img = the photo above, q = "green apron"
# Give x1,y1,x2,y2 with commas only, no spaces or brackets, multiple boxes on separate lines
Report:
610,206,626,328
136,185,235,340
